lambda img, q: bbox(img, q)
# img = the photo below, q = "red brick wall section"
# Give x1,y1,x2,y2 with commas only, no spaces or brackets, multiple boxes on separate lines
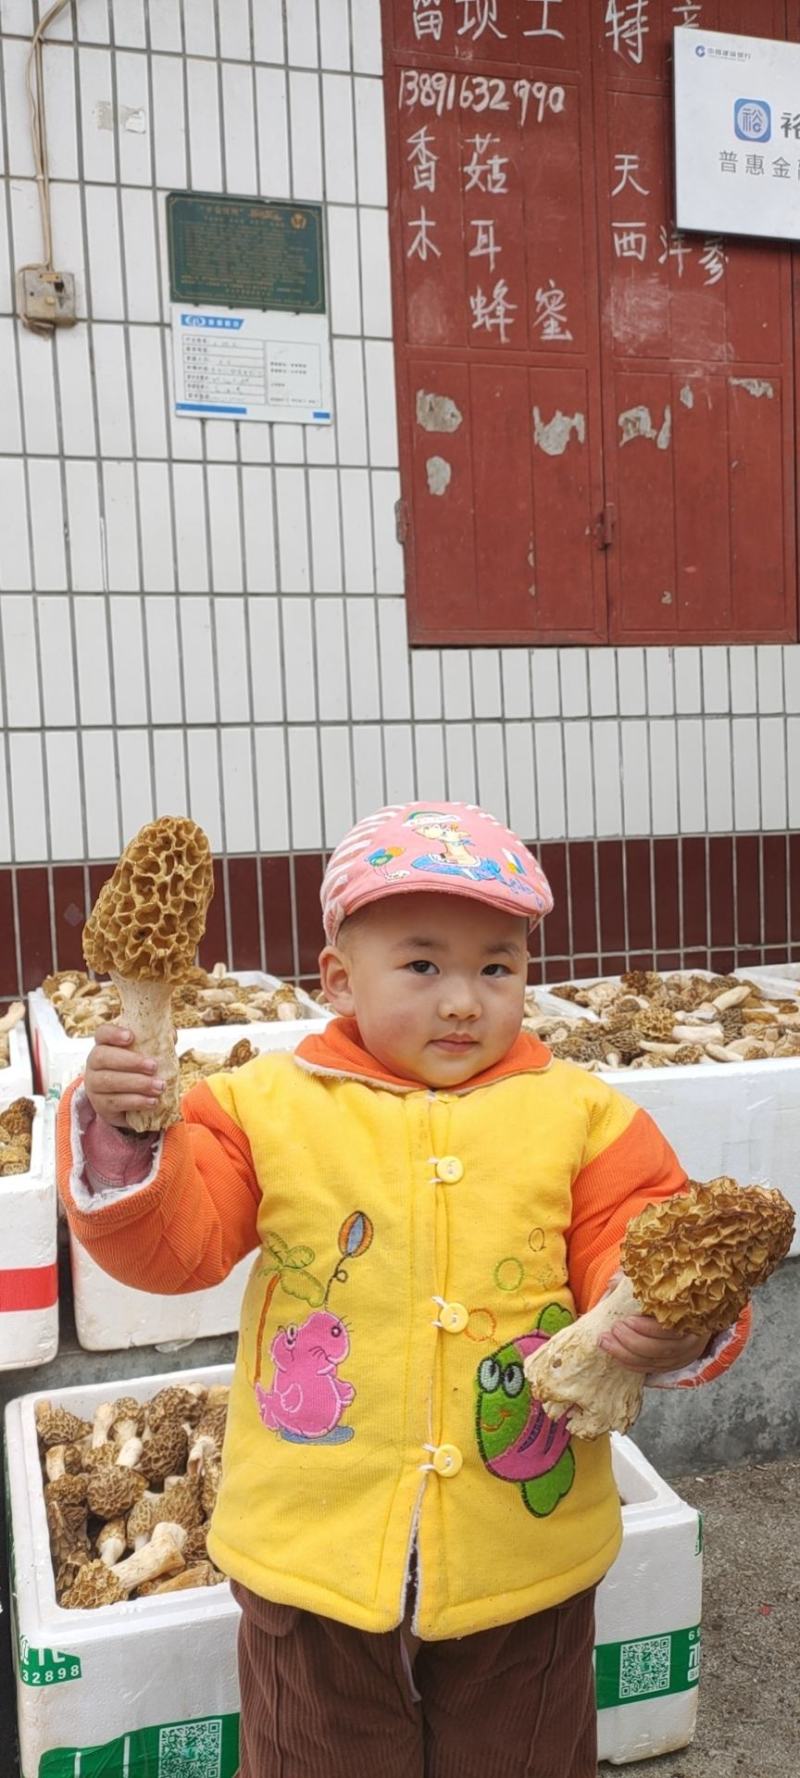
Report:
0,837,797,1004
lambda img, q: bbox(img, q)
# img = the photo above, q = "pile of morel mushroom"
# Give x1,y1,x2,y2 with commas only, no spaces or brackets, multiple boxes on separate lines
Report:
41,966,309,1039
38,1382,229,1607
523,970,800,1070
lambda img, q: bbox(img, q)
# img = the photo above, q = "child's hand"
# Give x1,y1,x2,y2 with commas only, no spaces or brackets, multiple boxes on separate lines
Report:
84,1025,164,1129
598,1315,708,1374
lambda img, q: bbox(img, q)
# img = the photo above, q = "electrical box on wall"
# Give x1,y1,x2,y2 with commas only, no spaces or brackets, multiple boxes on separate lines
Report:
16,265,77,335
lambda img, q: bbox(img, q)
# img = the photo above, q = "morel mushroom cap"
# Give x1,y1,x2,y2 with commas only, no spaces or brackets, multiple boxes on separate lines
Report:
82,817,214,984
0,1097,35,1140
127,1491,160,1550
194,1398,228,1449
81,818,214,1130
46,1498,89,1570
86,1464,147,1518
36,1403,92,1449
0,1139,30,1176
110,1395,147,1431
151,1475,202,1532
182,1524,212,1567
621,969,662,998
633,1007,676,1044
140,1420,189,1486
45,1474,88,1510
61,1560,125,1610
621,1177,795,1335
55,1556,86,1602
147,1384,206,1430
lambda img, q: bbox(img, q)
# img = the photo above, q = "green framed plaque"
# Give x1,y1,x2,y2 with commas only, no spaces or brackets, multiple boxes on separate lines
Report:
167,192,326,314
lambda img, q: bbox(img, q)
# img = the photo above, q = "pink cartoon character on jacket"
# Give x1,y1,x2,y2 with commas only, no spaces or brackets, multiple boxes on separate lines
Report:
256,1310,356,1445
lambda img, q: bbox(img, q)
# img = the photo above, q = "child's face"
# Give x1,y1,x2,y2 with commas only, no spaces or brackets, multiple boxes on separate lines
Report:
319,893,528,1088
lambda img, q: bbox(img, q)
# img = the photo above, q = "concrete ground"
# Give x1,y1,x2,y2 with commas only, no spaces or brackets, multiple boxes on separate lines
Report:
601,1455,800,1778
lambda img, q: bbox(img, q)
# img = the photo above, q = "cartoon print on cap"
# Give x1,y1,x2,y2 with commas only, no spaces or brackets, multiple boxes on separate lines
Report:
364,844,410,885
403,809,537,899
475,1303,576,1517
254,1211,373,1447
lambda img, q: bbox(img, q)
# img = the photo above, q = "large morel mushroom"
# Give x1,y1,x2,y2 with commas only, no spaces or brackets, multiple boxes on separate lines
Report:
82,817,214,1130
523,1177,795,1439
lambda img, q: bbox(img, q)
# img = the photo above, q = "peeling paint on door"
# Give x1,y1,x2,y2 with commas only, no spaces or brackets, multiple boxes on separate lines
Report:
729,378,774,400
416,391,463,433
426,455,451,496
680,384,695,409
618,404,672,449
532,406,586,457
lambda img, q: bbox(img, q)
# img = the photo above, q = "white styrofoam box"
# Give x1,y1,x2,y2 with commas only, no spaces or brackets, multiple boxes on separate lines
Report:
28,971,328,1095
5,1364,241,1778
736,962,800,999
4,1366,699,1776
597,1435,702,1765
0,1099,58,1373
67,1021,326,1351
68,1241,256,1356
603,1055,800,1259
546,971,800,1256
0,1016,34,1105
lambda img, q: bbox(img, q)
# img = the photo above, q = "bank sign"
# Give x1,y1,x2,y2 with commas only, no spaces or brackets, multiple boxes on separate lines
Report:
674,25,800,242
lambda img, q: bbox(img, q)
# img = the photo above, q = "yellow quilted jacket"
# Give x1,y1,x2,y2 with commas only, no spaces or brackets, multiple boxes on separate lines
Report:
59,1019,746,1639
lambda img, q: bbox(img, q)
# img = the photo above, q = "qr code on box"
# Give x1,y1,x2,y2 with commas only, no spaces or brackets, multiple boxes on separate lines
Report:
619,1634,672,1699
159,1719,223,1777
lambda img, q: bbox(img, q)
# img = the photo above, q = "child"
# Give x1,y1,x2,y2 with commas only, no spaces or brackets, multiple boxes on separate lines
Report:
58,802,749,1778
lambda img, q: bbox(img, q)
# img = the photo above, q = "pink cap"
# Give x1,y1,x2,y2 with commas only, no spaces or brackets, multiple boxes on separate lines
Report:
320,802,553,944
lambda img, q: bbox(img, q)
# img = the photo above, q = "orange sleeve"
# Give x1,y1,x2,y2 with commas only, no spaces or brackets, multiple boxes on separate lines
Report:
568,1097,688,1312
567,1087,751,1383
58,1078,261,1295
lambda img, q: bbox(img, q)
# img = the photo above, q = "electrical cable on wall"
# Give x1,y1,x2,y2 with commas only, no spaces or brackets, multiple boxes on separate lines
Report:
16,0,77,335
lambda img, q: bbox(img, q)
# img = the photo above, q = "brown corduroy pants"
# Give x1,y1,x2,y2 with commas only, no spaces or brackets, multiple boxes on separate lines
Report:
232,1580,598,1778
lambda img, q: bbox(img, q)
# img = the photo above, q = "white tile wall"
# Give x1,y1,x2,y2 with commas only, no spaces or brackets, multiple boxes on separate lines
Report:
0,4,799,880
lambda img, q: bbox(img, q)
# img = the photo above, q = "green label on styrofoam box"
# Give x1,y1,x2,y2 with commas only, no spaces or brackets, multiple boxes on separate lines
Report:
38,1714,241,1777
19,1638,82,1687
3,1459,80,1691
595,1625,701,1709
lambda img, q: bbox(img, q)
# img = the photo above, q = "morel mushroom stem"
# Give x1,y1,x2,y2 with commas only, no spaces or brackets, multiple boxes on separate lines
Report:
110,972,179,1133
110,1522,186,1591
523,1275,646,1440
116,1434,144,1470
97,1519,127,1567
